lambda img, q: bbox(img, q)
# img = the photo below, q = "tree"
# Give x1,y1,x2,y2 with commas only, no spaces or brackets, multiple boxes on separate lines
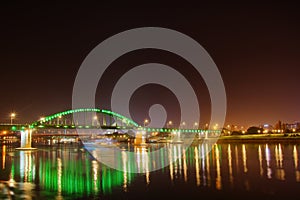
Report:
247,126,263,134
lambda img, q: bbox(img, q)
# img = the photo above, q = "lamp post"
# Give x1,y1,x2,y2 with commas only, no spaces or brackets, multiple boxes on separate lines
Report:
194,122,198,129
213,123,218,129
40,117,45,124
181,121,186,129
204,123,209,130
167,121,173,128
93,116,98,126
57,115,62,125
10,113,16,125
144,119,149,127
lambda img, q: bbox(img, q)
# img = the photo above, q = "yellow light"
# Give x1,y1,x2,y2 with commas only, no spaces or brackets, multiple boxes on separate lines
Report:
143,119,149,127
10,113,16,124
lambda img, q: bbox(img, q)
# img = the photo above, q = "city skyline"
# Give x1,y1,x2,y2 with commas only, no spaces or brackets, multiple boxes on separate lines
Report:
1,2,300,126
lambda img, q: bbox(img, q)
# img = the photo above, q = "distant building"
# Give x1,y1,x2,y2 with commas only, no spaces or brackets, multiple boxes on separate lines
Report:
259,124,274,133
273,121,300,133
274,120,283,130
285,122,300,130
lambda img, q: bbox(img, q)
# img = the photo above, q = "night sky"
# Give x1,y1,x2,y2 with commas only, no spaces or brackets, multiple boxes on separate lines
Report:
0,2,300,127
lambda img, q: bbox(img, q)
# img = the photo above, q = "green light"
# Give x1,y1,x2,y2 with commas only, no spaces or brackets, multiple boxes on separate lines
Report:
31,108,139,128
11,126,16,131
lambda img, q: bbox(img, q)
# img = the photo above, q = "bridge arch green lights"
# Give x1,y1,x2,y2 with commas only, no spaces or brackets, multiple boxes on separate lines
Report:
27,108,221,134
31,108,139,127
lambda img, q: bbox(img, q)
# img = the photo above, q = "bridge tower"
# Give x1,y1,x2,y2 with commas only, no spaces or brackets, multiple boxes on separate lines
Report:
16,129,37,150
134,130,146,146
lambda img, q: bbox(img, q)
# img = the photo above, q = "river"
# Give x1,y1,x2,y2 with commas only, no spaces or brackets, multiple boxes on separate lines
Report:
0,141,300,199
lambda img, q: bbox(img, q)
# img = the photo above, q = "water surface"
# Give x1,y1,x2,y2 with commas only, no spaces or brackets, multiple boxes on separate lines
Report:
1,142,300,199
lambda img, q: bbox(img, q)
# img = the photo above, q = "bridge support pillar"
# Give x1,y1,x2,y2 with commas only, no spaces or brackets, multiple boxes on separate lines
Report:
16,129,37,150
134,130,146,146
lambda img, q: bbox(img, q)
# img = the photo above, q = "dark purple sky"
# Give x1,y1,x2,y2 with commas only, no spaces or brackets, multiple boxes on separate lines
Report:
0,2,299,127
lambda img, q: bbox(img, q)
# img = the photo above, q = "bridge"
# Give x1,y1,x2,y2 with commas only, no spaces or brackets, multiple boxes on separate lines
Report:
0,108,219,134
0,108,221,148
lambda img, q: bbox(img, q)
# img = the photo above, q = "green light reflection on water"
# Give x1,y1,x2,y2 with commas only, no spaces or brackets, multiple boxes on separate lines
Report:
37,152,135,196
6,148,136,197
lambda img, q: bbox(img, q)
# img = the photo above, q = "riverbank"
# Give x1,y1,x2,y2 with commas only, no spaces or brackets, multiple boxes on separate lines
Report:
216,133,300,143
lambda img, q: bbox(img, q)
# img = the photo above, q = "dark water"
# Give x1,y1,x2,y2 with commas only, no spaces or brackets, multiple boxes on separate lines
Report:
1,142,300,199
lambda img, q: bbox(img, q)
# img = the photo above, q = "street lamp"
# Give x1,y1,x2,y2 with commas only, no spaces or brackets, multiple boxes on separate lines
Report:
205,123,209,130
167,121,173,128
181,121,186,129
40,117,45,123
194,122,198,129
93,116,98,126
57,115,62,125
143,119,149,127
10,113,16,125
